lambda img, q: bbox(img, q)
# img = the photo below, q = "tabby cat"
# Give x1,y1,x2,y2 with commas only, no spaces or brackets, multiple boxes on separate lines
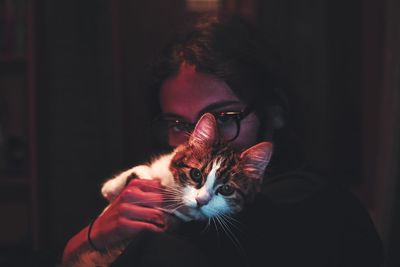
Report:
102,113,272,221
68,113,272,267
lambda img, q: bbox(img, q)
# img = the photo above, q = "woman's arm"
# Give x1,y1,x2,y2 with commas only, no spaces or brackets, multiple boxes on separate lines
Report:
61,179,170,266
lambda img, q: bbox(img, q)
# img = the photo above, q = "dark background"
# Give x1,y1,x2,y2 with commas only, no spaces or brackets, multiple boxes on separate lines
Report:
0,0,399,266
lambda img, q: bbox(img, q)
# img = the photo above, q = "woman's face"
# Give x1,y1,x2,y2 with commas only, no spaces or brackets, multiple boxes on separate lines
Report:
159,63,260,150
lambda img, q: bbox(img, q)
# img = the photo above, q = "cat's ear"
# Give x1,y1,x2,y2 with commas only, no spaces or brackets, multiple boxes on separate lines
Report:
239,142,273,181
189,113,217,149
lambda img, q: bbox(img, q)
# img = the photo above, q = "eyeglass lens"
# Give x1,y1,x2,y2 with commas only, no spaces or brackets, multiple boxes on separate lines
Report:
167,113,241,144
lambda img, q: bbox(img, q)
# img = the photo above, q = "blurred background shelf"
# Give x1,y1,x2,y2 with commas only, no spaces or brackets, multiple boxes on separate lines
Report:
0,175,30,186
0,58,27,73
0,0,39,257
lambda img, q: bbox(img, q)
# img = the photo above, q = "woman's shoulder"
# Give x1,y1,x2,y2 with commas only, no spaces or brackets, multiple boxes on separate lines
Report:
256,171,377,224
250,171,384,266
260,170,330,203
260,170,369,209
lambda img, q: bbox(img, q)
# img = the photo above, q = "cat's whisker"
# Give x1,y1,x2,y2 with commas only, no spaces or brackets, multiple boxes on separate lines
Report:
161,201,182,206
162,201,185,211
161,190,183,196
210,217,221,242
128,199,166,204
161,192,182,198
136,183,183,194
206,208,242,244
206,209,224,229
161,189,185,197
163,185,186,194
166,204,187,214
163,199,182,205
161,193,182,199
215,216,232,239
126,198,180,208
200,218,212,234
219,215,242,242
162,196,183,203
161,186,183,193
215,215,246,257
218,213,244,232
161,191,181,196
163,199,183,205
162,200,183,207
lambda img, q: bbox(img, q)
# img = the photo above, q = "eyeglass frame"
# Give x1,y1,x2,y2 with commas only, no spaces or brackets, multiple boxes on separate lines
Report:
155,106,253,144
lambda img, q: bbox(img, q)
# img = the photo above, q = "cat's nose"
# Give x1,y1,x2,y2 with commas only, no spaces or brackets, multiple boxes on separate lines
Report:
195,195,209,207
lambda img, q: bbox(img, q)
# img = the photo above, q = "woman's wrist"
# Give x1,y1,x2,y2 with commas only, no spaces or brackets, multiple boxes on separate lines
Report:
87,216,107,253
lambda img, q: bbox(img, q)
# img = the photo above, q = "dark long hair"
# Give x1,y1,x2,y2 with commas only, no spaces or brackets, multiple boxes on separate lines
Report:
146,14,305,176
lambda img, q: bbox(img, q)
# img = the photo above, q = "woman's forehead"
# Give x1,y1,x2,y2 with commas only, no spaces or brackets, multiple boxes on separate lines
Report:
159,65,242,121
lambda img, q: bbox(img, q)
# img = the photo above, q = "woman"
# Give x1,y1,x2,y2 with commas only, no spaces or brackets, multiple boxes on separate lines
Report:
62,15,383,267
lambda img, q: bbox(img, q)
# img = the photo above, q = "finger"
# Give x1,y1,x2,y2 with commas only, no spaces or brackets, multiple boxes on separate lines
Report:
118,217,165,235
119,203,166,227
164,213,181,231
127,179,163,193
119,186,163,207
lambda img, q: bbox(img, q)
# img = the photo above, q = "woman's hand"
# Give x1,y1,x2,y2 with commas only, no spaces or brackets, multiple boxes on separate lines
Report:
62,178,178,264
89,178,173,250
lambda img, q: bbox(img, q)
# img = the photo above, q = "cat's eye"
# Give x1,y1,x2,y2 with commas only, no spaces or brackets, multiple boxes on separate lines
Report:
218,184,235,196
189,168,202,184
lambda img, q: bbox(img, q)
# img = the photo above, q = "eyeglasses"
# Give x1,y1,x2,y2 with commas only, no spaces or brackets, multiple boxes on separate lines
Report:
153,107,253,145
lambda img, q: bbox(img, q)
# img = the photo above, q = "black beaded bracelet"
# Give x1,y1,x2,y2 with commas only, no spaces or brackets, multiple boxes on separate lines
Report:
87,216,106,253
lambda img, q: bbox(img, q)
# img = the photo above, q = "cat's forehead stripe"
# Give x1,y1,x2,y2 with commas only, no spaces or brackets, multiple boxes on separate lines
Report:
204,160,221,191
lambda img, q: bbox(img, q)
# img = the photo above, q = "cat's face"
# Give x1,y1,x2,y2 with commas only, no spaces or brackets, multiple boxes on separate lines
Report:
169,113,272,220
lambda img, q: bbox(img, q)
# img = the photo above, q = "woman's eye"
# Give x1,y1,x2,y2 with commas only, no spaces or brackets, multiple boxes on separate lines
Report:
189,168,202,184
215,114,234,124
169,123,187,132
218,184,235,196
